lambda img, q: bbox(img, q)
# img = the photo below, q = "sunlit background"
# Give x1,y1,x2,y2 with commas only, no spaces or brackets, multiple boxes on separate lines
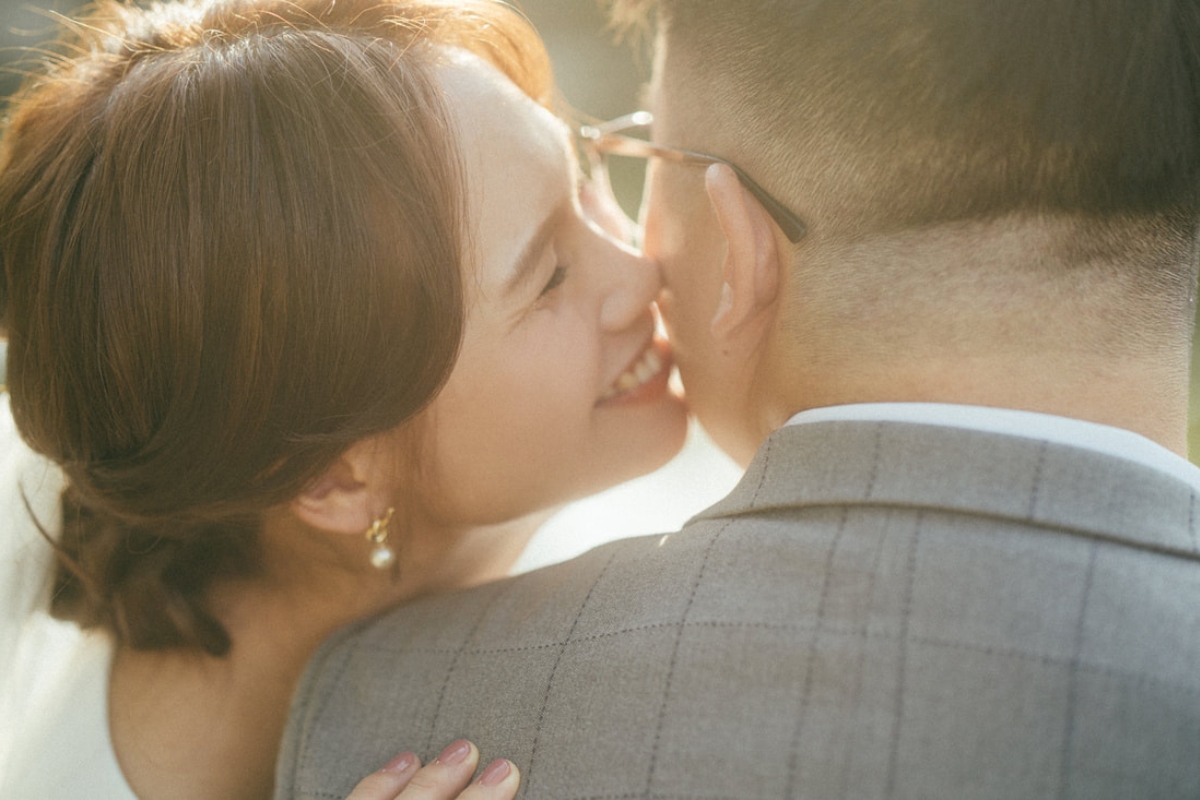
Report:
1,0,1197,566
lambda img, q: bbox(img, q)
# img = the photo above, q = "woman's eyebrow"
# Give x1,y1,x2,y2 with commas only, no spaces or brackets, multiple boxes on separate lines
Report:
503,209,559,298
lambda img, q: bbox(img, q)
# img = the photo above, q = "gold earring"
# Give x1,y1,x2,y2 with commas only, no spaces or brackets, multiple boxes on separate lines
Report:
364,507,396,570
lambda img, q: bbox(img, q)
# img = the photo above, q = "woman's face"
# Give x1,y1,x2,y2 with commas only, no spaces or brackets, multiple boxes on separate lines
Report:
414,54,689,526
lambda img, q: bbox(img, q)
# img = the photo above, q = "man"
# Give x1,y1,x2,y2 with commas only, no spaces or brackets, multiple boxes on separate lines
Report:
276,1,1200,797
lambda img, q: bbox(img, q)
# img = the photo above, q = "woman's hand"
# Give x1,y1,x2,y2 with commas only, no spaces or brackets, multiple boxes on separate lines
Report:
344,739,518,800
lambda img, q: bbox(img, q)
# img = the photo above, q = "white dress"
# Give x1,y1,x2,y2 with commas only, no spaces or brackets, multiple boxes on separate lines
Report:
0,395,136,799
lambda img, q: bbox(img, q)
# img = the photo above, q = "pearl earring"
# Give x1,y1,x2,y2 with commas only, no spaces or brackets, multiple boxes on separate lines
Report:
364,507,396,570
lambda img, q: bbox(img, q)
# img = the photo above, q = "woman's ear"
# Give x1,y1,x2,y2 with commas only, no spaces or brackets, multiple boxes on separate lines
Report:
289,436,394,536
705,163,782,341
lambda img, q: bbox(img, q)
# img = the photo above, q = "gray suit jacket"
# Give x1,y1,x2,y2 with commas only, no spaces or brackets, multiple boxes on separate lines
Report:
275,421,1200,799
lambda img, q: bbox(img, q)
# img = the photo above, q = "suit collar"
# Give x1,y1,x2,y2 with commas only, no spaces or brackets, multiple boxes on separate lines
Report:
785,402,1200,488
694,420,1200,559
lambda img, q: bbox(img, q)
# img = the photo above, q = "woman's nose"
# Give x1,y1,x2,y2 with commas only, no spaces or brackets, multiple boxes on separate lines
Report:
580,176,637,244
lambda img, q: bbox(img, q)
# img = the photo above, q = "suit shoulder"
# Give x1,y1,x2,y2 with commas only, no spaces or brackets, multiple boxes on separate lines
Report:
317,521,739,661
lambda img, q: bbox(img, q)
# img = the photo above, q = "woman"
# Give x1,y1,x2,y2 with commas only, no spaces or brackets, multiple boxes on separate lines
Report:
0,0,688,797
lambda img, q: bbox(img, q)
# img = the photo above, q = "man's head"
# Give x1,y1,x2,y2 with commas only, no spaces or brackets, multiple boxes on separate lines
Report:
613,0,1200,462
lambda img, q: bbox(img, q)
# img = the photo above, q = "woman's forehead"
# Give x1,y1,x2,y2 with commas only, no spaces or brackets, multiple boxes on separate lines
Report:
435,50,569,154
434,53,574,297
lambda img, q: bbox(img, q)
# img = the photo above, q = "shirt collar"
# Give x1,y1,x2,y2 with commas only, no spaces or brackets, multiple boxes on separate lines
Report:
785,402,1200,490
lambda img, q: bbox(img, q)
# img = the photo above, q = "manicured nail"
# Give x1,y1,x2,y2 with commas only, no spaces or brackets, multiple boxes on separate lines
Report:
477,758,511,787
382,751,417,774
436,739,472,766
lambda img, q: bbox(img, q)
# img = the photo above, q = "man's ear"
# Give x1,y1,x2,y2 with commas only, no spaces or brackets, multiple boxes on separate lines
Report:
289,435,393,536
705,163,782,340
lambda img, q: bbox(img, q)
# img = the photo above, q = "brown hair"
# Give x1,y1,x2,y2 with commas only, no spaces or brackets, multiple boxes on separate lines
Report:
0,0,551,655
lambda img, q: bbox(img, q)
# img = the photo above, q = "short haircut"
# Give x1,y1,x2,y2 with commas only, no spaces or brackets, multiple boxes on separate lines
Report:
613,0,1200,241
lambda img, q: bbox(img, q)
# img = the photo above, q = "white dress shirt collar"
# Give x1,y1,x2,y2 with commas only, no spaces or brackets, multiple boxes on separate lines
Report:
785,402,1200,490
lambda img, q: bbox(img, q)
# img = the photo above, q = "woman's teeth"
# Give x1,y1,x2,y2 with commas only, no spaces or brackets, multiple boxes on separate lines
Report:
601,345,664,401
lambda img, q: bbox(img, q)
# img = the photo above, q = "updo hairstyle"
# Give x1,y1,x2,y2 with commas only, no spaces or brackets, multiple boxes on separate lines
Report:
0,0,551,655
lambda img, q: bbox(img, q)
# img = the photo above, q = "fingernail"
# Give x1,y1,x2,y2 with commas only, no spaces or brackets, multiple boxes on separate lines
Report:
436,739,471,766
477,758,511,787
382,751,417,773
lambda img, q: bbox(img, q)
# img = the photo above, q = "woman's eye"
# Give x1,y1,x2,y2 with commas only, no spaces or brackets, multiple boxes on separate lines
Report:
539,265,568,297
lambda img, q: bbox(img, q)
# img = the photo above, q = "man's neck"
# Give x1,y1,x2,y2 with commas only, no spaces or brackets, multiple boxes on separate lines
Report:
765,350,1190,457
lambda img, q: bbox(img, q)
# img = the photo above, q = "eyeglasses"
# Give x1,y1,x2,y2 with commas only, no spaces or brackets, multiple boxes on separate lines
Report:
578,111,807,243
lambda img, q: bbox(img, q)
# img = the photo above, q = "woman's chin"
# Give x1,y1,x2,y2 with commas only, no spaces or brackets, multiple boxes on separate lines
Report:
605,392,690,488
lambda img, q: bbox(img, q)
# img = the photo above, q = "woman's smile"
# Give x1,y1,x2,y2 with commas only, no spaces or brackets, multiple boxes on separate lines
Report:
597,334,673,406
406,52,688,527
